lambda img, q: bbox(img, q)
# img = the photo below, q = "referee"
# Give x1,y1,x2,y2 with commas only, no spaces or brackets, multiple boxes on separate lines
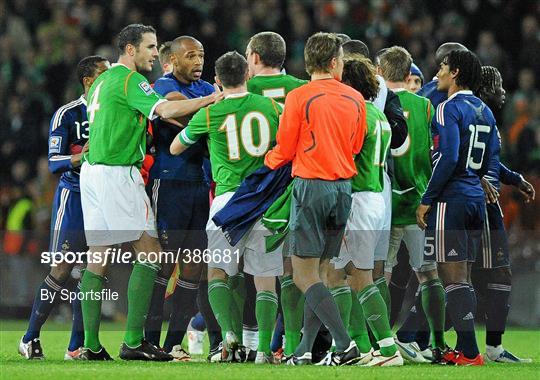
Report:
265,32,367,366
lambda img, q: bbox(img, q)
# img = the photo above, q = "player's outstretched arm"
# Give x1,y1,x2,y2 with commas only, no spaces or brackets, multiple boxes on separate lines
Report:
156,84,222,119
170,134,189,156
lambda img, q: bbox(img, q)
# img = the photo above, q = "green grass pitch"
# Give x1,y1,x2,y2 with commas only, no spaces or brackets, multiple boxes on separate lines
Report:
1,320,539,380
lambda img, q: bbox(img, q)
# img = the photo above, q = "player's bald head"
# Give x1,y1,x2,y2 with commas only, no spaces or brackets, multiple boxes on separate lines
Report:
435,42,467,65
171,36,203,53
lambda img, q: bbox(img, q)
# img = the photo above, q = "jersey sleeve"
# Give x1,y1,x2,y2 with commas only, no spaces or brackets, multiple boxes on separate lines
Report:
178,107,209,146
153,78,178,97
48,109,73,174
126,71,166,120
421,102,460,205
499,162,522,185
384,90,408,149
265,91,301,169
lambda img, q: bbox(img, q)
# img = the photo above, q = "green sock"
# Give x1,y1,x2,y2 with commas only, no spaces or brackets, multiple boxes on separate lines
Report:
124,262,158,347
228,273,245,342
358,284,396,357
374,277,391,318
349,290,371,354
280,276,304,355
80,269,105,352
421,279,446,349
330,286,352,329
208,279,234,341
256,291,278,355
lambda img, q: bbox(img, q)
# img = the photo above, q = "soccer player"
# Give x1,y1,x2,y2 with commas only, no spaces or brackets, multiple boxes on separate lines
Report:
265,32,365,366
144,35,216,361
245,31,307,357
78,24,221,361
158,41,173,75
328,56,403,366
407,63,424,93
170,51,283,364
474,66,535,363
18,56,109,360
417,42,467,108
417,50,498,365
377,47,446,362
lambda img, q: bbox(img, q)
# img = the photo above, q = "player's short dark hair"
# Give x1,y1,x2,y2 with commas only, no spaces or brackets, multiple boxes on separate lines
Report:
215,51,248,88
248,32,286,69
435,42,467,65
76,55,108,86
304,32,342,75
342,56,379,101
158,41,173,65
343,40,370,59
116,24,156,54
379,46,412,82
445,50,482,92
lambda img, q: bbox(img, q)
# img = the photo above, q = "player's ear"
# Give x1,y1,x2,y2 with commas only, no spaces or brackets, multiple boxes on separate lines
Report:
450,68,459,80
215,75,222,87
330,56,337,70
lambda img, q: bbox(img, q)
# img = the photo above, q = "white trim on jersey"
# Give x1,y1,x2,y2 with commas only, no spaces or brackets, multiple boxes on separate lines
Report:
151,179,160,219
49,155,72,161
482,206,492,268
436,99,449,126
436,202,446,262
51,188,70,253
51,96,85,131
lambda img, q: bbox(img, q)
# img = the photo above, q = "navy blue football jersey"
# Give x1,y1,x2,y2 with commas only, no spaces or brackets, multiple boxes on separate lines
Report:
483,126,522,192
418,79,448,109
150,73,214,181
422,90,499,205
48,96,88,192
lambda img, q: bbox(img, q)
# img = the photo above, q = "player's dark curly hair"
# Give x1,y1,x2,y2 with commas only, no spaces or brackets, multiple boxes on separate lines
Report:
215,51,248,88
76,55,108,86
445,50,482,92
478,66,502,99
342,56,379,101
304,32,342,75
116,24,156,54
248,32,286,69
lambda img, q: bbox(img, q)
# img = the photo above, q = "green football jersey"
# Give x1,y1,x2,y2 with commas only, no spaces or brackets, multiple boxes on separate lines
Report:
351,102,392,193
247,73,307,104
85,64,165,167
391,89,434,225
179,92,282,196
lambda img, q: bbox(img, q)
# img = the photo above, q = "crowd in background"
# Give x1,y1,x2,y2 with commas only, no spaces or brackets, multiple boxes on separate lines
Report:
1,0,539,311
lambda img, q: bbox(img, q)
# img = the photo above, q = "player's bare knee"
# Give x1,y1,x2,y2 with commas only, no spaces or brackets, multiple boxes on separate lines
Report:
181,261,203,282
132,231,162,256
372,260,385,281
50,262,74,283
208,267,227,282
489,266,512,285
326,267,347,288
254,276,276,293
158,261,175,278
438,262,468,285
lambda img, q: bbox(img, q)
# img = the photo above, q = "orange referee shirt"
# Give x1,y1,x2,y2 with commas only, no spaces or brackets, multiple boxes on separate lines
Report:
265,78,367,180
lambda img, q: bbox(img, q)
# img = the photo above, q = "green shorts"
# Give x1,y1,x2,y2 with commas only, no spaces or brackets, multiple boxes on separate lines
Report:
288,178,352,259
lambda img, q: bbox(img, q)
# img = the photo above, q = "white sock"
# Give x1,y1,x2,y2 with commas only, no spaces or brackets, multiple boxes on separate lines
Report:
486,344,504,357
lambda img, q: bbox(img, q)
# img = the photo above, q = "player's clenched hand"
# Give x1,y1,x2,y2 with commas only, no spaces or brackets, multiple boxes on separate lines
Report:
481,177,499,204
518,177,536,203
416,204,431,230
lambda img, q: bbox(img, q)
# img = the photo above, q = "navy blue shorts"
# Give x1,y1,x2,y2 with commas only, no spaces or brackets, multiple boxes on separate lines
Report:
148,179,209,252
50,185,86,254
424,200,485,263
474,202,510,268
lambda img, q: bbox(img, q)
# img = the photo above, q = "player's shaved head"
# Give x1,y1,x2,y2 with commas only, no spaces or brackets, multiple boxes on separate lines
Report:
343,40,370,59
435,42,467,65
247,31,286,69
171,36,203,53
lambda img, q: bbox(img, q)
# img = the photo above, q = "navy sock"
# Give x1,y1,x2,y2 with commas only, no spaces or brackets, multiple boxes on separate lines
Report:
445,283,479,359
485,282,511,347
67,282,84,351
144,276,168,347
163,279,199,352
397,286,427,343
23,275,66,343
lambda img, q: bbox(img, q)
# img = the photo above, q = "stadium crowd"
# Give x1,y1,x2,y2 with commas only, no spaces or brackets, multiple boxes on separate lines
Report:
1,0,539,361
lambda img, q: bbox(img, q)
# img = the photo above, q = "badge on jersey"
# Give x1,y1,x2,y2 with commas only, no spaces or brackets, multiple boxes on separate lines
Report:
49,136,62,153
139,81,155,96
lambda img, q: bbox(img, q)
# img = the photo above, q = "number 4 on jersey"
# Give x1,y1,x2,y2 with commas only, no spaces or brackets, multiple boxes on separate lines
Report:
88,81,104,123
